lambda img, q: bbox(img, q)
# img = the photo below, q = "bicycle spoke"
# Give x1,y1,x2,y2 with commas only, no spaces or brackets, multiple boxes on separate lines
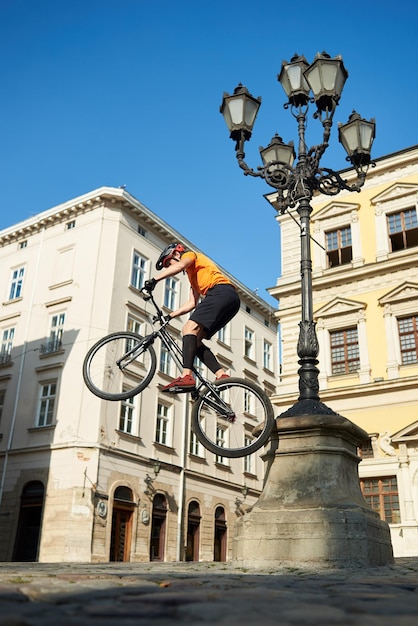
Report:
83,332,156,401
191,379,274,458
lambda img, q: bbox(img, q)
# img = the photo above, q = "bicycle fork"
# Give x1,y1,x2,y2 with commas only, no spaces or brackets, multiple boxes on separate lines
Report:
116,335,156,370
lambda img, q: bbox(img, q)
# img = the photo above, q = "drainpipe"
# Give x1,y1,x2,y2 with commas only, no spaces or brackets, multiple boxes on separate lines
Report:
176,395,189,561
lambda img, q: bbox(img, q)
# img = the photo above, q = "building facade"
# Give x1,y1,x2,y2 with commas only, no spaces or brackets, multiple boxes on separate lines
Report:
268,145,418,557
0,187,278,562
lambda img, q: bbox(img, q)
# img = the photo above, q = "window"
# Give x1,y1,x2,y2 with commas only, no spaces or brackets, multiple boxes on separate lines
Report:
312,202,361,272
131,251,147,290
215,426,227,464
244,388,254,414
138,226,147,237
194,357,204,376
156,403,170,445
0,328,15,364
397,315,418,364
164,277,178,310
244,437,253,473
37,382,57,427
360,477,400,523
330,327,360,375
42,313,65,354
127,315,142,335
387,208,418,252
263,340,272,371
358,438,374,459
119,394,135,434
66,220,76,230
217,324,231,346
19,240,27,249
189,429,203,456
159,344,172,376
325,226,352,267
244,327,254,360
9,267,24,300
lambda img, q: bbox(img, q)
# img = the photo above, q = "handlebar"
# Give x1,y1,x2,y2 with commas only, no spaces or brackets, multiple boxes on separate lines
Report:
140,287,170,327
140,287,153,301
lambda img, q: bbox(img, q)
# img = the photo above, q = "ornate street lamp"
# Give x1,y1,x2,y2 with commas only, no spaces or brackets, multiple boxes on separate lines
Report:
220,51,376,416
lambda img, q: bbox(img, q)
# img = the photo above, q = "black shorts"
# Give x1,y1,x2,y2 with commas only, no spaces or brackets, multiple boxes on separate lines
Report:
190,284,240,339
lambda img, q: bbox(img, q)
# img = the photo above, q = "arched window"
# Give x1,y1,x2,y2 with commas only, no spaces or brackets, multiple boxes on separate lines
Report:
186,501,201,562
13,481,45,562
114,486,133,502
150,494,167,561
214,506,227,562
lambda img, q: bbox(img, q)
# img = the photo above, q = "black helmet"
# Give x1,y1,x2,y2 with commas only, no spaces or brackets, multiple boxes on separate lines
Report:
156,243,185,270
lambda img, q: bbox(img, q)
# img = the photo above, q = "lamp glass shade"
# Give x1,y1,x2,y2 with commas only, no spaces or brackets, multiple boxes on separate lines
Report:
338,112,376,160
260,136,295,167
304,53,348,109
278,55,310,106
220,84,261,135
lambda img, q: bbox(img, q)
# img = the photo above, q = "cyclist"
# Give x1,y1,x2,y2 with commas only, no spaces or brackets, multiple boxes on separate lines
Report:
144,243,240,393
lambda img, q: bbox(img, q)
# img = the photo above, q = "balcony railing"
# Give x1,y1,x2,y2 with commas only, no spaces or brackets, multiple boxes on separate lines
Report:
40,339,62,355
0,352,12,365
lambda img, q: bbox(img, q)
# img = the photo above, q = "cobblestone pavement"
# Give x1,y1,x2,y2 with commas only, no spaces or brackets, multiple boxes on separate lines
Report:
0,558,417,625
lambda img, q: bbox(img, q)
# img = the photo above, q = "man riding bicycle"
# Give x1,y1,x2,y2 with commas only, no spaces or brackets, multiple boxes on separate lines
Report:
144,243,240,393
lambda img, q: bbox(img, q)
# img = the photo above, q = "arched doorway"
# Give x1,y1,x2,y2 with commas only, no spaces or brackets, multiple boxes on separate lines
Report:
214,506,227,562
150,493,167,561
186,500,201,561
13,481,45,562
110,486,134,562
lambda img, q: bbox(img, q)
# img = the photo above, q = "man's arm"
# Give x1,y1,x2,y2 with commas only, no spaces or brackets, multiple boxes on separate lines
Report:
169,287,199,319
154,255,193,282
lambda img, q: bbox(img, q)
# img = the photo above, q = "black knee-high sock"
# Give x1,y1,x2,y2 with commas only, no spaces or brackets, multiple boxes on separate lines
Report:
183,334,198,370
196,343,221,374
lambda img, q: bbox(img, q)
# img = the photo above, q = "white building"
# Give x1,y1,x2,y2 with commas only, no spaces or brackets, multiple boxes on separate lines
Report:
0,187,278,562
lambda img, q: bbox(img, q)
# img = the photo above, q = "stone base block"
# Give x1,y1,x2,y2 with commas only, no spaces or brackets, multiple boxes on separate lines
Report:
233,411,394,569
233,504,394,569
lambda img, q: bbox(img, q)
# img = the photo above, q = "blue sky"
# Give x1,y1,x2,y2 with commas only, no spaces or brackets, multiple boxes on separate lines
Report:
1,0,417,306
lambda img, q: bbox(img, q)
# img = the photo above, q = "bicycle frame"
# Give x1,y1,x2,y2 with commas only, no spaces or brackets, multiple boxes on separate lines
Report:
140,288,236,421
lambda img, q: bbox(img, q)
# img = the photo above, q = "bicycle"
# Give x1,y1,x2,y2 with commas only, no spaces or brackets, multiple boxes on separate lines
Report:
82,287,274,458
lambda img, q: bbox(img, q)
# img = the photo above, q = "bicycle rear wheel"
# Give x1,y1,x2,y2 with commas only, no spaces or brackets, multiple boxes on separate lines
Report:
83,331,157,401
191,378,274,458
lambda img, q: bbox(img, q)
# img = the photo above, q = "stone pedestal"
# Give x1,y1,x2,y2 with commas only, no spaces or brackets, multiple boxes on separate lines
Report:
233,410,394,569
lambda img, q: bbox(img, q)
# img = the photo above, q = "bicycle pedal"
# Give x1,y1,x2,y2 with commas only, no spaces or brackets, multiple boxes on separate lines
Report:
163,386,193,394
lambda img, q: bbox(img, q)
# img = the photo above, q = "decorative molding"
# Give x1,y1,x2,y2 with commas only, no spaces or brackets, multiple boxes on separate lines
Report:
312,200,360,222
371,182,418,205
379,281,418,306
315,297,366,320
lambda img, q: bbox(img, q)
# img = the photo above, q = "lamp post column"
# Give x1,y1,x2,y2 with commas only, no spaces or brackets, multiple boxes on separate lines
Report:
296,196,320,403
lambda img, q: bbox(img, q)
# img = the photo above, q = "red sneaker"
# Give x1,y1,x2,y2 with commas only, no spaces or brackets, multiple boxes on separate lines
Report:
161,374,196,393
216,374,230,380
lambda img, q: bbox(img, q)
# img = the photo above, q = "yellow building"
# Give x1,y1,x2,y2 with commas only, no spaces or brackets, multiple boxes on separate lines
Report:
0,187,278,562
269,145,418,557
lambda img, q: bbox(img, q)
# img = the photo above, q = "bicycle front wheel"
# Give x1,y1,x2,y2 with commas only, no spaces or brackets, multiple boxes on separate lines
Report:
83,331,157,401
191,378,274,458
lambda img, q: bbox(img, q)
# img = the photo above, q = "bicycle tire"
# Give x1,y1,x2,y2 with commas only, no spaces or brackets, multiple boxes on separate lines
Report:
83,331,157,401
191,377,274,458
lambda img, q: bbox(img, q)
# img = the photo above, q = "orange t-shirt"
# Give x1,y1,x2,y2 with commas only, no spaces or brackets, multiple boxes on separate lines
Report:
182,251,232,296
